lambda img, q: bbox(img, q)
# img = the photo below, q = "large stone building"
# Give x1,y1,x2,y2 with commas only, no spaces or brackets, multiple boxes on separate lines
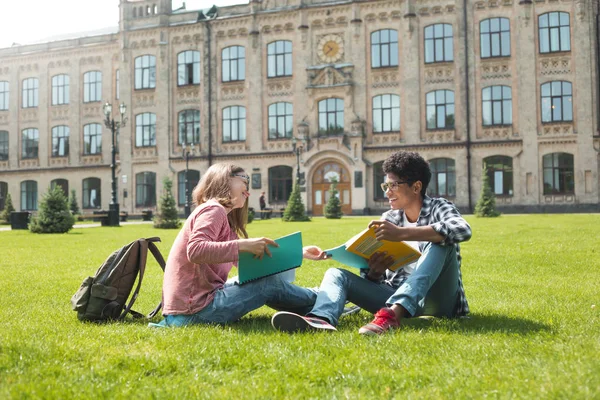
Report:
0,0,599,216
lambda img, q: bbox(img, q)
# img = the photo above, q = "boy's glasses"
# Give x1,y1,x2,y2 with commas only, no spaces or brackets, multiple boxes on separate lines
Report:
380,181,410,192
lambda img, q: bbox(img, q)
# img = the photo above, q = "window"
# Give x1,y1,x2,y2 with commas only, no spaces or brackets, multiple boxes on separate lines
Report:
178,51,200,86
0,81,8,110
539,12,570,53
135,172,156,207
52,74,70,105
51,179,69,196
51,126,70,157
135,55,156,90
83,124,102,155
222,106,246,142
426,90,455,129
21,128,39,159
82,177,101,209
267,40,292,78
222,46,245,82
268,166,293,204
429,158,456,197
480,18,510,58
22,78,39,108
0,181,7,211
425,24,454,63
116,69,120,99
373,161,386,200
83,71,102,103
372,94,400,133
0,131,7,160
543,152,574,195
136,113,157,147
178,170,200,206
21,180,37,211
482,86,512,126
371,29,399,68
178,110,200,145
541,81,573,123
318,98,344,135
268,102,293,139
483,156,513,196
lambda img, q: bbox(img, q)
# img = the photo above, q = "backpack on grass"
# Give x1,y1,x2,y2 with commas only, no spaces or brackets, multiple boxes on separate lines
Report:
71,237,165,322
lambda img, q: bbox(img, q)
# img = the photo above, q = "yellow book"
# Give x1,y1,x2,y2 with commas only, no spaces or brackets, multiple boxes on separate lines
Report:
326,227,421,271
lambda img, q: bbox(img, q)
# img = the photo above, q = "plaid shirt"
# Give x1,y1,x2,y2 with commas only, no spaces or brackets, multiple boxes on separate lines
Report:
362,195,472,316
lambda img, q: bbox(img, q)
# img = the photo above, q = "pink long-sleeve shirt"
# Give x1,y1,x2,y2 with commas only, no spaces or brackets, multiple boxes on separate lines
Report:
162,200,240,315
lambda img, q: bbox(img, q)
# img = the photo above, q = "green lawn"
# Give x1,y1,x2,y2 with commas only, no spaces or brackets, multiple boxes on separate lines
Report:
1,215,599,399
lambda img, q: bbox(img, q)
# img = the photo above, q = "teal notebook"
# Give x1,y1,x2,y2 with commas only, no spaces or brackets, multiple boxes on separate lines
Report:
238,232,303,284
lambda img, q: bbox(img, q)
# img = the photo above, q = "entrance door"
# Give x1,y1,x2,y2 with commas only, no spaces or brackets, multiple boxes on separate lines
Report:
312,161,352,216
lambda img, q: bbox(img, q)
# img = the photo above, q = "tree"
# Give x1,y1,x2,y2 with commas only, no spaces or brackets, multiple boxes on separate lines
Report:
1,193,15,224
282,183,310,222
30,185,75,233
475,167,501,217
324,178,343,219
154,177,182,229
69,189,80,216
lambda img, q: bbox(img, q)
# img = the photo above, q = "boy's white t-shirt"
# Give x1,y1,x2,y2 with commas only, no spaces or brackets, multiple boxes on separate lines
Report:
399,213,420,275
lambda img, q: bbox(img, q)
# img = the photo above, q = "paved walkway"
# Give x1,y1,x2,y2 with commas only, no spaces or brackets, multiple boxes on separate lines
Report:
0,220,153,232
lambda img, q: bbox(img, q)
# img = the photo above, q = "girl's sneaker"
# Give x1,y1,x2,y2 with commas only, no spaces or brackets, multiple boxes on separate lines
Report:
271,311,337,333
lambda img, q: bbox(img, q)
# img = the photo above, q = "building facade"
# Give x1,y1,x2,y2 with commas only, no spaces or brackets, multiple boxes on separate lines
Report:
0,0,599,216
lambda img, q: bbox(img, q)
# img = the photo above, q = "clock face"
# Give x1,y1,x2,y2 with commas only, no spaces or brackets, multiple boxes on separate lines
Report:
317,34,344,64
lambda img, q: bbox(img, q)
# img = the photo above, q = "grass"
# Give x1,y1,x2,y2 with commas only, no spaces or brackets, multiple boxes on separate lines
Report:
0,215,599,399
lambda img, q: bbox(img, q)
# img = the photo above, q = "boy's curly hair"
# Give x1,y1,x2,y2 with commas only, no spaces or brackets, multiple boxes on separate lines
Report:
382,151,431,197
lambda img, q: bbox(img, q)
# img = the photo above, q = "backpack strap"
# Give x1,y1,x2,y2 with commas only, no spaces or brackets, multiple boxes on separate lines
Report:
146,240,166,318
118,239,149,320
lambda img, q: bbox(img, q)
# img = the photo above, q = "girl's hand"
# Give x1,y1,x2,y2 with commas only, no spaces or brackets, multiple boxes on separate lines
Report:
238,237,278,259
303,246,330,261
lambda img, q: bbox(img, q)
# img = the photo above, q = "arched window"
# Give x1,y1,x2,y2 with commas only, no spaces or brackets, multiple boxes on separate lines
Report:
178,170,200,206
318,98,344,135
21,180,38,211
136,172,156,207
268,102,293,139
82,178,101,209
222,46,245,82
268,166,293,204
177,51,200,86
51,74,70,105
426,90,455,130
425,24,453,63
480,18,510,58
267,40,292,78
539,12,570,53
428,158,456,197
83,124,102,155
135,113,157,147
541,81,573,123
371,29,399,68
134,55,156,90
483,156,513,196
482,86,512,126
83,71,101,102
543,152,574,195
51,179,69,196
222,106,246,142
178,110,200,145
372,94,400,133
51,126,70,157
22,78,39,108
21,128,39,159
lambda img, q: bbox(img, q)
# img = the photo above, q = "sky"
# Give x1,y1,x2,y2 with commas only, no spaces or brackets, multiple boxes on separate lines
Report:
0,0,247,49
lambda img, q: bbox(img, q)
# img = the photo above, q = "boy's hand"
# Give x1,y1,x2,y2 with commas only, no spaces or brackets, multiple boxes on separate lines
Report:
303,246,330,261
367,251,395,280
368,220,405,242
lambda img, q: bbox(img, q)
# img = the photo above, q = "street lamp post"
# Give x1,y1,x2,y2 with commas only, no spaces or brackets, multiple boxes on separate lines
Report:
102,102,127,227
183,143,195,218
291,137,304,185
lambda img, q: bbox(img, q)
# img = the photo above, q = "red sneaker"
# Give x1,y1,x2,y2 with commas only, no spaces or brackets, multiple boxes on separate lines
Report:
358,307,399,335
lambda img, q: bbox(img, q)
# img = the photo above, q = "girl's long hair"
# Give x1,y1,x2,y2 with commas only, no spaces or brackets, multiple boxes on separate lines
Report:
191,163,248,238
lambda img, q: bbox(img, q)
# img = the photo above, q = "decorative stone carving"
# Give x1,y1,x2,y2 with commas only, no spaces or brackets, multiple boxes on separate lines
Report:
133,147,157,159
480,126,513,139
20,159,39,168
21,110,38,123
50,157,69,166
425,130,455,143
481,62,511,80
372,69,400,88
539,123,574,137
51,109,70,121
82,105,102,119
540,56,571,76
220,143,247,153
222,84,246,100
424,65,454,84
308,65,353,88
372,133,402,145
350,118,364,137
297,121,309,140
268,141,292,151
133,94,155,108
81,155,103,165
177,88,201,104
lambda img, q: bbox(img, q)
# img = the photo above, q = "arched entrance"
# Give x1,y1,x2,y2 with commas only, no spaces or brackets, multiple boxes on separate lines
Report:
311,161,352,216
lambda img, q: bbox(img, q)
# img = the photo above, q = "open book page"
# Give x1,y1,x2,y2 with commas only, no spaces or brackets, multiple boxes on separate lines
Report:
325,244,369,270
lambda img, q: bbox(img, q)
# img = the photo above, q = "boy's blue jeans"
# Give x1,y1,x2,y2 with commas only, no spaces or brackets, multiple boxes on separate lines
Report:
163,273,318,326
309,243,460,326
